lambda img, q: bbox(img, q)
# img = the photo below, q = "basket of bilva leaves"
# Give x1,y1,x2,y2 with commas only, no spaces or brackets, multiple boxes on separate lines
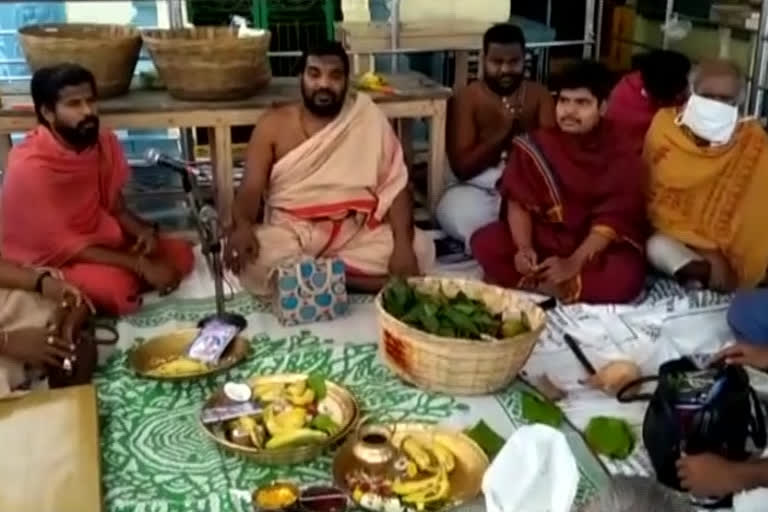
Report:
376,277,547,395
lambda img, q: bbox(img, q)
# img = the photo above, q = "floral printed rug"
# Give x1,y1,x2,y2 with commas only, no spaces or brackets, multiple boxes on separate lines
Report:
96,292,611,512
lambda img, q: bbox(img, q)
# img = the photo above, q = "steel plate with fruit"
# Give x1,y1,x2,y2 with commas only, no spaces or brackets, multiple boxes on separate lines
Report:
333,423,488,512
200,373,359,464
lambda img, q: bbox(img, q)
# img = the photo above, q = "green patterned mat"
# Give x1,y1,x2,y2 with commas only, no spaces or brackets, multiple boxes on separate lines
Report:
96,326,610,512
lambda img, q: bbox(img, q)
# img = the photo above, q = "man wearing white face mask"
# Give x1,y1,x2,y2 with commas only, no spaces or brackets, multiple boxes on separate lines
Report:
643,59,768,292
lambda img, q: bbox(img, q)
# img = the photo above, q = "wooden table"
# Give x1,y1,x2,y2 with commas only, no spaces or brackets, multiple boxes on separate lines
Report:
0,73,451,221
0,385,102,512
336,16,558,92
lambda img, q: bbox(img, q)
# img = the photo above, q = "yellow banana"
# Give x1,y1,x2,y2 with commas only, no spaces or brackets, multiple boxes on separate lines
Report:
287,380,307,396
253,382,285,402
288,388,315,406
431,441,456,473
265,428,327,449
402,437,438,473
402,467,450,508
391,471,441,496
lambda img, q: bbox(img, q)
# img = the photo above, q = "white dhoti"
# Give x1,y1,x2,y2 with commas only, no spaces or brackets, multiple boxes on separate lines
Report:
435,165,503,252
646,232,705,277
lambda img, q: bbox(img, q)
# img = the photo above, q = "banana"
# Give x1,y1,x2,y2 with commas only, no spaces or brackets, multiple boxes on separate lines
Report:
402,437,438,473
147,357,208,376
263,405,279,436
431,441,456,473
287,380,307,396
391,471,441,496
265,406,308,436
401,467,450,509
253,382,285,402
288,388,315,406
265,428,327,449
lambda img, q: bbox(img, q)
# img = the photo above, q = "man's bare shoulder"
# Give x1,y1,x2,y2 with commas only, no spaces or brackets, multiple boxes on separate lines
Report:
523,80,552,98
454,81,487,104
257,103,300,131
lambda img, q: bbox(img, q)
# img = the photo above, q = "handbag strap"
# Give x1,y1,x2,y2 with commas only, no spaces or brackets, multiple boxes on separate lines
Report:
616,375,659,403
748,387,767,448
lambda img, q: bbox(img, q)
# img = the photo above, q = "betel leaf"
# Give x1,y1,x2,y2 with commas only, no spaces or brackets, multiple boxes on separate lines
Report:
453,303,478,316
465,420,506,459
418,303,441,334
307,373,327,401
444,309,480,338
383,277,413,318
521,391,564,428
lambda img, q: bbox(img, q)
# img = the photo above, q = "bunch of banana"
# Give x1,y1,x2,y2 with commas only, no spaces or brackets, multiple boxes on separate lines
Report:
261,403,329,450
286,380,315,406
391,437,456,510
147,356,209,377
252,380,317,406
356,72,395,94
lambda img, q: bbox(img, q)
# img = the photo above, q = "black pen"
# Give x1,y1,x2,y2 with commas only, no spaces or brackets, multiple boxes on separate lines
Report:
563,333,597,376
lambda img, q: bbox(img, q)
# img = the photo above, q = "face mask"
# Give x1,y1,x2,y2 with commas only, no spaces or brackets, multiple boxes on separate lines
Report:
677,93,739,145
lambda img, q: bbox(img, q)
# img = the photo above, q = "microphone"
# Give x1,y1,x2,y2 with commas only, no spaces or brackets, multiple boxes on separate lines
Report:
199,204,220,242
144,148,191,174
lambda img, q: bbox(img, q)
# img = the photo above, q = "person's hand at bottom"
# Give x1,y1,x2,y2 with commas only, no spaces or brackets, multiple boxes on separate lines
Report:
538,256,580,286
514,247,537,276
1,328,75,369
716,343,768,370
388,242,420,277
677,453,749,497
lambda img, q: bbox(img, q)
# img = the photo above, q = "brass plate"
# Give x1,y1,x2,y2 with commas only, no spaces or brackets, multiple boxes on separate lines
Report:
127,328,250,380
333,423,489,510
200,373,360,465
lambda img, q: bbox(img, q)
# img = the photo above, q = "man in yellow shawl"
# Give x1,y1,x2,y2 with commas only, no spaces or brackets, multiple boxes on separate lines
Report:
226,42,435,294
644,60,768,291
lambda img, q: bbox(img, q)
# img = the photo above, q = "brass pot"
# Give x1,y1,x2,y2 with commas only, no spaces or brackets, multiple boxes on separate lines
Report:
349,421,398,476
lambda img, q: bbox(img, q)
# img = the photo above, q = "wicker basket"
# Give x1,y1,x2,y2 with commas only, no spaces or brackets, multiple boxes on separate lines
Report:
18,24,142,99
376,277,547,396
142,27,272,101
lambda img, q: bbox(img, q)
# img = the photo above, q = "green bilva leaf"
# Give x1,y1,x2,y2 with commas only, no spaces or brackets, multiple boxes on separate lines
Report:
584,416,635,460
307,373,327,401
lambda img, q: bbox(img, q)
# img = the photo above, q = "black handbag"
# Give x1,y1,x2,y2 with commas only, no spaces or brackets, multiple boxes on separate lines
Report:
617,357,767,500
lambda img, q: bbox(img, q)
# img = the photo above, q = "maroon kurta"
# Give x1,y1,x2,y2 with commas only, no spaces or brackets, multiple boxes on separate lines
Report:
470,121,648,303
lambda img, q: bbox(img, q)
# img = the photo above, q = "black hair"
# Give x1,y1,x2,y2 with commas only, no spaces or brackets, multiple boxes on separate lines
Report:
298,40,350,76
553,59,613,103
483,23,526,54
30,63,97,126
638,50,691,103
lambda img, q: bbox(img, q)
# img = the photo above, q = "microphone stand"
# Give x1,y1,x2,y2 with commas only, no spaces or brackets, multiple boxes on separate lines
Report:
176,164,246,329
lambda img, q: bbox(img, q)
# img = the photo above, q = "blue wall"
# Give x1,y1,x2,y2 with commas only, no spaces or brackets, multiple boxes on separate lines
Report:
0,3,66,81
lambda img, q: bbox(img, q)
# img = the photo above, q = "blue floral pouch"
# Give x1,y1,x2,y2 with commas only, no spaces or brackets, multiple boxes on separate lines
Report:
270,257,349,326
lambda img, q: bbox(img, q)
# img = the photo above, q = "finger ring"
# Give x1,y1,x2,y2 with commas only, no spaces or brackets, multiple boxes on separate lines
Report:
47,335,55,346
62,358,72,372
